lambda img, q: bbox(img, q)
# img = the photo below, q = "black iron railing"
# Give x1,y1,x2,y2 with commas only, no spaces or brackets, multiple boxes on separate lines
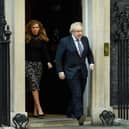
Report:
0,0,11,126
111,1,129,120
118,39,129,119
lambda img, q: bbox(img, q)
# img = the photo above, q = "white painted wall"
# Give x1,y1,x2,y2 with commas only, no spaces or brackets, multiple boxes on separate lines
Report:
82,0,92,116
5,0,27,125
82,0,111,124
89,0,111,124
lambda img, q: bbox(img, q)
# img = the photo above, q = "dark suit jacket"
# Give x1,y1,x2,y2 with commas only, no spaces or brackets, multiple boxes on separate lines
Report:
55,35,94,79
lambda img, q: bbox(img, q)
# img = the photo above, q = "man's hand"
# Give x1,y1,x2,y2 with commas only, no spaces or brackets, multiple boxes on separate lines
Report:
58,72,65,80
90,64,94,71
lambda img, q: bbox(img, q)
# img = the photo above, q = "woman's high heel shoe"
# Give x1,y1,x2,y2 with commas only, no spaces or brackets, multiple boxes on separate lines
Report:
38,114,45,119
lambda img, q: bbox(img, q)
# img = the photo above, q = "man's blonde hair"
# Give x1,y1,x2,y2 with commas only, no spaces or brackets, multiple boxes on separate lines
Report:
69,22,83,33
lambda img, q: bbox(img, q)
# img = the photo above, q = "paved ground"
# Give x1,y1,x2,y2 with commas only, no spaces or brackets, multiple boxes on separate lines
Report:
1,125,129,129
28,114,129,129
1,114,129,129
30,125,129,129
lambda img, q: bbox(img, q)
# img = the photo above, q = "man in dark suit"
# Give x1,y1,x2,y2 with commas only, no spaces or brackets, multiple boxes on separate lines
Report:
55,22,94,125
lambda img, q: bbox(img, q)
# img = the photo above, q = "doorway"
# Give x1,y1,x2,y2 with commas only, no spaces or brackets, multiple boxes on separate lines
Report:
25,0,82,115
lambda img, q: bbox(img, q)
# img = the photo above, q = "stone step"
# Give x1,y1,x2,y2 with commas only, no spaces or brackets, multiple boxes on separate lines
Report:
28,114,91,128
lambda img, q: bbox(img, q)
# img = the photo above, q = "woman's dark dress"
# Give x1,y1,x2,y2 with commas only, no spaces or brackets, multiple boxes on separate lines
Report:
25,37,50,91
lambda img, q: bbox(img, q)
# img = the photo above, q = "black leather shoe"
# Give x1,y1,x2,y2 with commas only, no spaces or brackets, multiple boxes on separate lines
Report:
78,115,85,126
66,114,75,118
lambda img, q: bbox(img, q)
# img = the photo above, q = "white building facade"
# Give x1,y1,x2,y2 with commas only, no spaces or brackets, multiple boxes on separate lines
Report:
5,0,112,125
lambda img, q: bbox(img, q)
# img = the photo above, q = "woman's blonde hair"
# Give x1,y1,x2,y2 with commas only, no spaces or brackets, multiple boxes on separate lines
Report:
25,20,49,43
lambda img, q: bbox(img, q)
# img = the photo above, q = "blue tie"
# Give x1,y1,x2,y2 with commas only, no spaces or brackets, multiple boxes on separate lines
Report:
76,39,83,56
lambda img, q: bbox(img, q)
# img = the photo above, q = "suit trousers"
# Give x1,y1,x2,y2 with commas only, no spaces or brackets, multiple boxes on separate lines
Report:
66,72,87,119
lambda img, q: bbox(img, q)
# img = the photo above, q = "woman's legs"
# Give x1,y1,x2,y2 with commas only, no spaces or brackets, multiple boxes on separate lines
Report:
32,89,44,115
26,61,44,116
33,104,37,116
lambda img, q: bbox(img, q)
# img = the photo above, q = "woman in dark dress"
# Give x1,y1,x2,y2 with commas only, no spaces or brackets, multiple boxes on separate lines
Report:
25,20,52,117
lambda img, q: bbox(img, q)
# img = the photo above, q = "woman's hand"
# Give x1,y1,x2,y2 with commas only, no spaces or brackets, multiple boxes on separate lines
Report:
47,62,53,69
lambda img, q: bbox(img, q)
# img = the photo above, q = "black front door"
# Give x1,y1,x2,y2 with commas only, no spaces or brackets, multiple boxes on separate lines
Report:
25,0,82,114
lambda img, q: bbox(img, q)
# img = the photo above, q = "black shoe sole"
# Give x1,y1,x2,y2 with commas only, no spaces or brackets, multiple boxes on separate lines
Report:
79,115,86,126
